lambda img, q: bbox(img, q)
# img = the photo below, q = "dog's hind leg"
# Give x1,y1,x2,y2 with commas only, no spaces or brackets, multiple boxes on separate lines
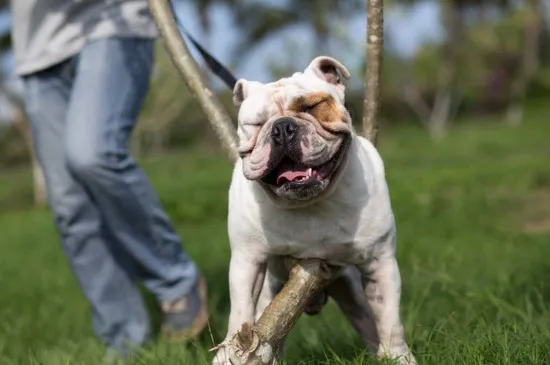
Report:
326,266,379,354
357,255,416,365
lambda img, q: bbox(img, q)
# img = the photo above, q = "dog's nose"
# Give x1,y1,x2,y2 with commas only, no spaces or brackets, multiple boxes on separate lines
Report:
271,117,299,146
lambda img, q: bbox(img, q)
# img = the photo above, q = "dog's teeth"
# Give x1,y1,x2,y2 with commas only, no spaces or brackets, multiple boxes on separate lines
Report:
307,168,312,177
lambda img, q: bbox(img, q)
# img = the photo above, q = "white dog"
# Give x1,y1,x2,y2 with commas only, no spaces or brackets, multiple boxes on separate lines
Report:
213,56,416,365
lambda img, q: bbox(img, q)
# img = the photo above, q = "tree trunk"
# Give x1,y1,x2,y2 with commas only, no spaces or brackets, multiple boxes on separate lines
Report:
401,83,431,124
398,1,462,139
505,0,543,126
31,153,47,206
427,0,461,139
12,100,48,206
362,0,384,144
2,88,47,207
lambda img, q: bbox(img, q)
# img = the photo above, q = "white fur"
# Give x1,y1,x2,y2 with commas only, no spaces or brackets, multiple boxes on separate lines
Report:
213,57,416,365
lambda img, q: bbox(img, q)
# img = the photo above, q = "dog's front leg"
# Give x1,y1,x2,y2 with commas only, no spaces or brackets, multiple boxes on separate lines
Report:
213,250,267,365
357,254,416,365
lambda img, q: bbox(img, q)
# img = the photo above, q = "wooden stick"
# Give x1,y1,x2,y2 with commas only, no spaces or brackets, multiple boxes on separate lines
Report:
363,0,384,146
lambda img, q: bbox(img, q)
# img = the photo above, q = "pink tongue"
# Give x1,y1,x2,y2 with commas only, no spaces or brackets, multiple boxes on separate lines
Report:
275,159,311,184
277,170,309,184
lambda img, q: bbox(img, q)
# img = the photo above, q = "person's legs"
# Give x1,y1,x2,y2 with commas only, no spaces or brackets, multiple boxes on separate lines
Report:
64,37,207,335
21,60,151,355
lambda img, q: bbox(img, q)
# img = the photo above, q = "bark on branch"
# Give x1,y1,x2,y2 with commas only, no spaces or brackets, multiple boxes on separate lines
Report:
148,0,384,363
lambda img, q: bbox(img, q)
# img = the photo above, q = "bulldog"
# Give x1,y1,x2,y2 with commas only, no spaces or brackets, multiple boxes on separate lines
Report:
213,56,416,365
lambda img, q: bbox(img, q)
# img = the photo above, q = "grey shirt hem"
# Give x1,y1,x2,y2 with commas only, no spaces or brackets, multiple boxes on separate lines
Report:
12,0,160,77
15,32,158,77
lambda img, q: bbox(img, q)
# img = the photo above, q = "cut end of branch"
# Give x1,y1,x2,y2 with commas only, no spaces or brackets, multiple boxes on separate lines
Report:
233,322,260,353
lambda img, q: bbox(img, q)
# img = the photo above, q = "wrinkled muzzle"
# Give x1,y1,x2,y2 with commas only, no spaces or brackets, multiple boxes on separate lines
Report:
233,55,354,203
240,114,352,203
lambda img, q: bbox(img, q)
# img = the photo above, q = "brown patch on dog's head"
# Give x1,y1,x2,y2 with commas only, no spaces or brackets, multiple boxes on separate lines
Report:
289,91,344,125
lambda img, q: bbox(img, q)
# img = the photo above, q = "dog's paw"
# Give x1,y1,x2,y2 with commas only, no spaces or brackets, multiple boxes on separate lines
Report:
212,343,283,365
378,348,417,365
395,355,417,365
378,352,418,365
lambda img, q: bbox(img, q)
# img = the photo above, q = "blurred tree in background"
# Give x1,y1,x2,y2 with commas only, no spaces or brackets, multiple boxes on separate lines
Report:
0,1,47,206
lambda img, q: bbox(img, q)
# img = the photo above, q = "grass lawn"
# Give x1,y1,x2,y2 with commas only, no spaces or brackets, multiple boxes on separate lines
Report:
1,107,550,364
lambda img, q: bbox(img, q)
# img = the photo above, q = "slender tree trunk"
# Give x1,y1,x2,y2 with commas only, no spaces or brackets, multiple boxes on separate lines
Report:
398,2,462,139
31,152,47,206
401,83,431,125
8,95,47,206
363,0,384,144
505,0,543,126
427,0,461,139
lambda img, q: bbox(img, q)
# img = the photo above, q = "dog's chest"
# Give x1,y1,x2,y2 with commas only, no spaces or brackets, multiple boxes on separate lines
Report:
257,202,375,264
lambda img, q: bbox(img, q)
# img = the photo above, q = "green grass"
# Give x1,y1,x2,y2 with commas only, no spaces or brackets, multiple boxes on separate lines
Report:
1,109,550,364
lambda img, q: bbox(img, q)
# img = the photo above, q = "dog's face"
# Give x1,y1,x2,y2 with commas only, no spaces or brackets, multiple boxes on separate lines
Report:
233,56,354,206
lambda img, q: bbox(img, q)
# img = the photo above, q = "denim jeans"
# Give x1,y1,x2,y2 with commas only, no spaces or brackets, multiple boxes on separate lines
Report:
21,37,199,354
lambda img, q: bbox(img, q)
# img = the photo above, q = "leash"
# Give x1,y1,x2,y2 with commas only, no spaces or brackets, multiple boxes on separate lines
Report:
167,0,238,90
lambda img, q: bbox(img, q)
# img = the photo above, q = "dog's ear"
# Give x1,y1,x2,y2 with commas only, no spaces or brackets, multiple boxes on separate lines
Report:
233,79,249,106
233,79,265,106
305,56,350,88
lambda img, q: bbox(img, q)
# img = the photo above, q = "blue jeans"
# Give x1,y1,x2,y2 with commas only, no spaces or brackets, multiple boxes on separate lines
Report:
21,38,199,354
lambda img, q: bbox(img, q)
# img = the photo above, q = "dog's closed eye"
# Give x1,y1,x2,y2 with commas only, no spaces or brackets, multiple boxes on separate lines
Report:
290,92,344,125
244,120,265,127
291,92,330,114
303,99,329,113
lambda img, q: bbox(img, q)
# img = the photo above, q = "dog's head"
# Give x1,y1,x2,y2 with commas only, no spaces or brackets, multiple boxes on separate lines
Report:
234,56,354,207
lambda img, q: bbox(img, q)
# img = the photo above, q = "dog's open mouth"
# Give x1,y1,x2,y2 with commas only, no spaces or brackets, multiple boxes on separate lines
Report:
260,139,348,189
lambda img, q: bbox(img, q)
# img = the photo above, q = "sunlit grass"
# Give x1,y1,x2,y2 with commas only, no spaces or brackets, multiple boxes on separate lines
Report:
1,110,549,364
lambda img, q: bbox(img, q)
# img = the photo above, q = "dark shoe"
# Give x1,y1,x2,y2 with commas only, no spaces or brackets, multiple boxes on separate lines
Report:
161,275,209,341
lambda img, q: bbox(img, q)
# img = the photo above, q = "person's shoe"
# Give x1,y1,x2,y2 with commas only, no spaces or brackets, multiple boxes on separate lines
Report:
160,275,209,341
